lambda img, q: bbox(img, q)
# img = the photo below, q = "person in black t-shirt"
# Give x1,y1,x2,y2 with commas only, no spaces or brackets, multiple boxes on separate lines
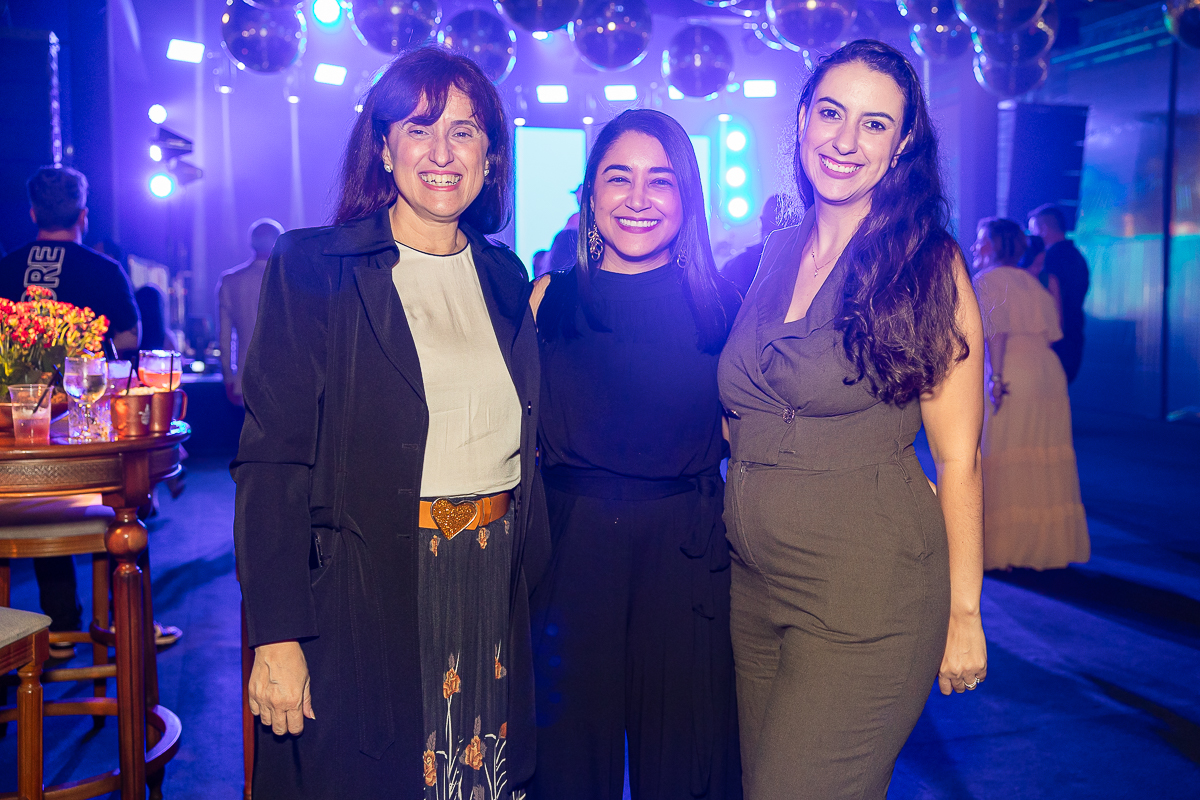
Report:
0,166,143,661
0,166,140,355
1028,203,1090,383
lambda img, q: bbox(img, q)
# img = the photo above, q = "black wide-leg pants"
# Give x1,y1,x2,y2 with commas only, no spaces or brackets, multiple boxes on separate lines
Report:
529,485,741,800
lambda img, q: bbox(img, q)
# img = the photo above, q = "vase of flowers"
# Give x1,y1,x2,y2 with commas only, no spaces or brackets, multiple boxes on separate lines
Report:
0,286,109,429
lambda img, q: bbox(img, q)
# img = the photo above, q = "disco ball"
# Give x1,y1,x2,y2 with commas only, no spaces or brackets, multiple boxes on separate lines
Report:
973,52,1048,96
896,0,958,25
441,10,517,83
244,0,301,8
662,25,734,98
767,0,857,50
221,0,306,74
570,0,653,71
955,0,1045,34
911,18,972,61
972,1,1056,62
496,0,581,32
349,0,441,54
1165,0,1200,49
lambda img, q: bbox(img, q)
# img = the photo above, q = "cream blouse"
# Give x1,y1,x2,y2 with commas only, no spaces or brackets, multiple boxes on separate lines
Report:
391,241,521,498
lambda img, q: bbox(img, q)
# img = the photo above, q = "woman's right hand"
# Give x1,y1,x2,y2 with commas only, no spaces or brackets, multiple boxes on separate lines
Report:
248,640,315,735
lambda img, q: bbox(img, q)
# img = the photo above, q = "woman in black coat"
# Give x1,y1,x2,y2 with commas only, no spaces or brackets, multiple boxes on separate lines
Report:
233,48,549,800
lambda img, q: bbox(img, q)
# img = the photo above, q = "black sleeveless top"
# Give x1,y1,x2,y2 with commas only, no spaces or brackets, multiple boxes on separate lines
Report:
538,264,725,484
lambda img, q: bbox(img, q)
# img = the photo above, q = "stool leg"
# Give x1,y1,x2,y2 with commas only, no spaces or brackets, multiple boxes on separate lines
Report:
92,552,110,728
18,629,48,800
242,604,255,800
107,507,147,800
141,549,166,800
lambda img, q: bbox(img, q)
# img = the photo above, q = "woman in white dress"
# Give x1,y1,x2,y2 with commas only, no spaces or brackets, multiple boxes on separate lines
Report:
971,218,1089,570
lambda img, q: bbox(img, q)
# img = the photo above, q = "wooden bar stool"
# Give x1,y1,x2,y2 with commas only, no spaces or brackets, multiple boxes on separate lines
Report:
0,606,50,800
0,495,179,799
0,496,114,718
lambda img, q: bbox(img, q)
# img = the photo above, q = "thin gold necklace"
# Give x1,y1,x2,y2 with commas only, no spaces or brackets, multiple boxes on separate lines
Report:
809,228,837,278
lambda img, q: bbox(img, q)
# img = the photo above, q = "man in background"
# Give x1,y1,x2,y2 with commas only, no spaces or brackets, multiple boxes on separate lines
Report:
721,194,789,296
0,166,140,354
1029,203,1090,383
217,218,283,406
0,166,142,660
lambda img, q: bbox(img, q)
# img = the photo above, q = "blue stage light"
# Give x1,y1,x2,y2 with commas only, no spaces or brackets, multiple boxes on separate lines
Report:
727,197,749,218
149,174,175,198
148,104,168,124
536,85,569,104
166,39,205,63
743,79,776,98
725,166,746,187
314,63,347,85
149,145,163,162
668,85,684,100
725,130,747,152
312,0,342,26
604,85,637,102
532,31,549,40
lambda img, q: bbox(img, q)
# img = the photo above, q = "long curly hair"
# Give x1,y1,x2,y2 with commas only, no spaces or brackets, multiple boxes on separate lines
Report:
794,40,968,405
540,109,740,353
334,47,511,232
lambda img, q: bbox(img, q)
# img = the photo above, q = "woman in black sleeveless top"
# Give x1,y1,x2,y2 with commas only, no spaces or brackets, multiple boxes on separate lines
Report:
719,42,988,798
529,110,742,800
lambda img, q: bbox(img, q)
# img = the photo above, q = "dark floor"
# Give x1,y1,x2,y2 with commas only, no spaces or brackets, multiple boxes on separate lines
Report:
2,410,1199,798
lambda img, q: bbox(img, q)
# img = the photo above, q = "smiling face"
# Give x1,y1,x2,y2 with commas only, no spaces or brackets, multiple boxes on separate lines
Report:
798,61,910,211
381,87,489,230
971,225,995,272
591,130,683,272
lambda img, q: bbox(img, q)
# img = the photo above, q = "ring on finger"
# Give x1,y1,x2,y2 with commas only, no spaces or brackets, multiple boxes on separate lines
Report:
965,679,978,690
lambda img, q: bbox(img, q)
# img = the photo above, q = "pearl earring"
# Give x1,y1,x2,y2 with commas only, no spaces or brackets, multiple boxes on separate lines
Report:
384,163,393,173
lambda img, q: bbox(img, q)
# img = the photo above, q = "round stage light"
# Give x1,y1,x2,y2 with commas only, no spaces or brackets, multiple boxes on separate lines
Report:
149,144,163,162
725,166,746,187
725,130,747,152
149,173,175,198
312,0,341,26
727,197,750,218
582,116,594,125
513,117,526,126
148,104,168,124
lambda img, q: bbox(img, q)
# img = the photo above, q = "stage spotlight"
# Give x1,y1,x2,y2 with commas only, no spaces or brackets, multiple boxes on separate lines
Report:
743,79,776,98
725,166,746,187
727,197,749,219
314,63,347,85
604,84,637,102
514,117,526,126
148,104,168,124
582,116,594,125
532,31,549,40
166,39,205,63
149,174,175,198
725,130,747,152
668,85,684,100
287,95,300,104
149,145,163,162
717,113,731,122
312,0,341,26
536,84,568,103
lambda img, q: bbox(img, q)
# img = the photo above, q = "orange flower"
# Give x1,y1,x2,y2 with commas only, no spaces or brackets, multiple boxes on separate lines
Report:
422,750,436,786
495,657,504,680
461,735,484,770
443,667,461,699
478,529,489,549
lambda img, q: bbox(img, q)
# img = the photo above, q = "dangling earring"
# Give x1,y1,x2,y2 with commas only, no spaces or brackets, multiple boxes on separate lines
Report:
383,163,393,173
587,223,604,262
675,249,687,268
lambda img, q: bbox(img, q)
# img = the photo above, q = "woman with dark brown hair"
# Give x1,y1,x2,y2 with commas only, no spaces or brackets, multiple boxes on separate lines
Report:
233,47,547,800
719,40,988,798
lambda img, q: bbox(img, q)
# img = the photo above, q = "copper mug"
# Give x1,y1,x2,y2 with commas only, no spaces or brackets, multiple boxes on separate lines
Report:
112,389,154,438
149,389,187,434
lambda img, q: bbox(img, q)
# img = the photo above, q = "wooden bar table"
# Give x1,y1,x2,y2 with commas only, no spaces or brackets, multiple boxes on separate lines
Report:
0,422,188,799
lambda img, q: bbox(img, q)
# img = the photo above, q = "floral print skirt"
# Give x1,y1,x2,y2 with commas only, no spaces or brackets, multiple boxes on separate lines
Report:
418,499,523,800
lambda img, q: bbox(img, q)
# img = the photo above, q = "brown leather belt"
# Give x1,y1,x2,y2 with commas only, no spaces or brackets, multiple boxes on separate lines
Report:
418,491,512,540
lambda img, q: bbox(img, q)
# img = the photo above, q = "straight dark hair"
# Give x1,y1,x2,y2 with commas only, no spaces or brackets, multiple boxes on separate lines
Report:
334,47,512,233
794,40,968,405
28,166,87,231
540,109,740,353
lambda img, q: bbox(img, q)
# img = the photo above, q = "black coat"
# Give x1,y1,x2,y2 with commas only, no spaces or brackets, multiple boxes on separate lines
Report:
232,208,550,799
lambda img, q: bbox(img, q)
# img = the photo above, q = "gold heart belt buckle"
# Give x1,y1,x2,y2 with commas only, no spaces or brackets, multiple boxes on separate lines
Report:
430,498,479,541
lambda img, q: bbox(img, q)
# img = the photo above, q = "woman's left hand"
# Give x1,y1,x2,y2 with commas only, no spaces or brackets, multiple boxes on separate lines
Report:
938,610,987,695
